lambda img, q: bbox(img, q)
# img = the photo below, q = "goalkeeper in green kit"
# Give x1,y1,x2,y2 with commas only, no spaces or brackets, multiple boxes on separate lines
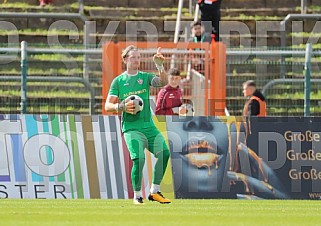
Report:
105,45,171,205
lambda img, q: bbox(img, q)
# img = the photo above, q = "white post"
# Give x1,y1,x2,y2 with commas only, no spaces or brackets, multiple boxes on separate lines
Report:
301,0,307,14
79,0,84,14
174,0,184,43
189,0,193,15
21,41,28,114
172,0,184,68
194,3,200,22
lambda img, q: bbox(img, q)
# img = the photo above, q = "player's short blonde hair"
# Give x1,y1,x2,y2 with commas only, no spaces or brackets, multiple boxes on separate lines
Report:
122,45,138,60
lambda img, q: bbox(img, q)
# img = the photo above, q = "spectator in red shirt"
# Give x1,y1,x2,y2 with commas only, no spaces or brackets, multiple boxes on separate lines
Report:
156,68,186,115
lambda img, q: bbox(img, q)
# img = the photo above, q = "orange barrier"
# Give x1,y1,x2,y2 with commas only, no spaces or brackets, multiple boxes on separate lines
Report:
102,42,226,116
209,42,226,116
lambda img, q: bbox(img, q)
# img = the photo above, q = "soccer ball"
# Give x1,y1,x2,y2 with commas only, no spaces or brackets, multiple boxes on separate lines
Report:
179,103,195,116
127,95,144,114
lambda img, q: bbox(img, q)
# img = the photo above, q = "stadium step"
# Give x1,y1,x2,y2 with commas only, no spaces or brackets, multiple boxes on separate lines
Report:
0,32,303,47
3,0,318,11
0,4,79,13
88,7,185,18
0,60,102,75
88,7,304,19
226,98,321,116
0,94,94,114
0,82,100,92
2,0,321,115
75,0,321,9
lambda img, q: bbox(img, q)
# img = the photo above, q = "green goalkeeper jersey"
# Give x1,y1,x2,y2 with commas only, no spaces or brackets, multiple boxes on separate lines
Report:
108,71,157,132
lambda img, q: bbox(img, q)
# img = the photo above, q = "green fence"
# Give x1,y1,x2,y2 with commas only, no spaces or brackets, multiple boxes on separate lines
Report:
0,43,101,115
1,43,321,116
226,47,321,116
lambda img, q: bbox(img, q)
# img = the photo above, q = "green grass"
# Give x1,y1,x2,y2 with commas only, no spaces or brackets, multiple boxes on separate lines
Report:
30,54,84,62
0,106,89,113
268,106,321,114
309,5,321,11
0,89,89,98
291,43,321,49
268,89,321,99
84,5,189,12
0,2,35,8
0,68,83,75
0,43,94,48
285,57,321,63
290,32,321,38
0,199,321,226
0,29,82,36
0,2,80,10
0,81,86,87
0,2,53,10
295,5,321,12
286,71,321,77
108,14,282,20
223,14,282,21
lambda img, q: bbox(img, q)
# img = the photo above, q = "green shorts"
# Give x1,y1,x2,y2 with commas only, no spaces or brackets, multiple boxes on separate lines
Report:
123,126,169,159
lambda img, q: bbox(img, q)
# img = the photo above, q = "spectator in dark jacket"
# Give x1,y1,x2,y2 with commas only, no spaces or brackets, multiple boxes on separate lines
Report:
197,0,222,42
188,20,211,73
156,68,185,115
242,80,267,116
189,20,212,44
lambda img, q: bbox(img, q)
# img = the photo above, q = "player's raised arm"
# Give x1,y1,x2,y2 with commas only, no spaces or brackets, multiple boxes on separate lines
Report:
152,47,167,87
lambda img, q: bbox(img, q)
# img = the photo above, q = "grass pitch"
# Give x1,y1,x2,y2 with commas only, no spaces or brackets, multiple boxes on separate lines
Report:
1,199,321,226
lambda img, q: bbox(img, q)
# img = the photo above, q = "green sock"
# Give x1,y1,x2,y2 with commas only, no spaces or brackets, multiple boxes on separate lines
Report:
152,150,170,185
131,158,145,191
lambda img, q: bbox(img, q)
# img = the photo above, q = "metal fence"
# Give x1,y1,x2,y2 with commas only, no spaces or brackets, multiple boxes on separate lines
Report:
190,69,206,116
102,42,213,115
0,43,101,114
226,47,321,116
1,43,321,116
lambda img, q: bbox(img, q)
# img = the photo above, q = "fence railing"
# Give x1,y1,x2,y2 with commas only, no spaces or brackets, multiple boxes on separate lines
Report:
1,43,321,116
0,42,101,114
190,69,206,116
102,42,219,115
226,46,321,116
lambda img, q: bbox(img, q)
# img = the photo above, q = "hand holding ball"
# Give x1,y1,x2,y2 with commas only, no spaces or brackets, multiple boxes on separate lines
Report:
179,103,195,116
119,95,144,115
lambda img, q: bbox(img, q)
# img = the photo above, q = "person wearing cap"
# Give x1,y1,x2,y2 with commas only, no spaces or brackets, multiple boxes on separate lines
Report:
156,68,186,115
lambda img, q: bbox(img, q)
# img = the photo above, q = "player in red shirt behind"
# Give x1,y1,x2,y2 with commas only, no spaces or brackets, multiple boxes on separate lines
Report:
155,68,187,115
